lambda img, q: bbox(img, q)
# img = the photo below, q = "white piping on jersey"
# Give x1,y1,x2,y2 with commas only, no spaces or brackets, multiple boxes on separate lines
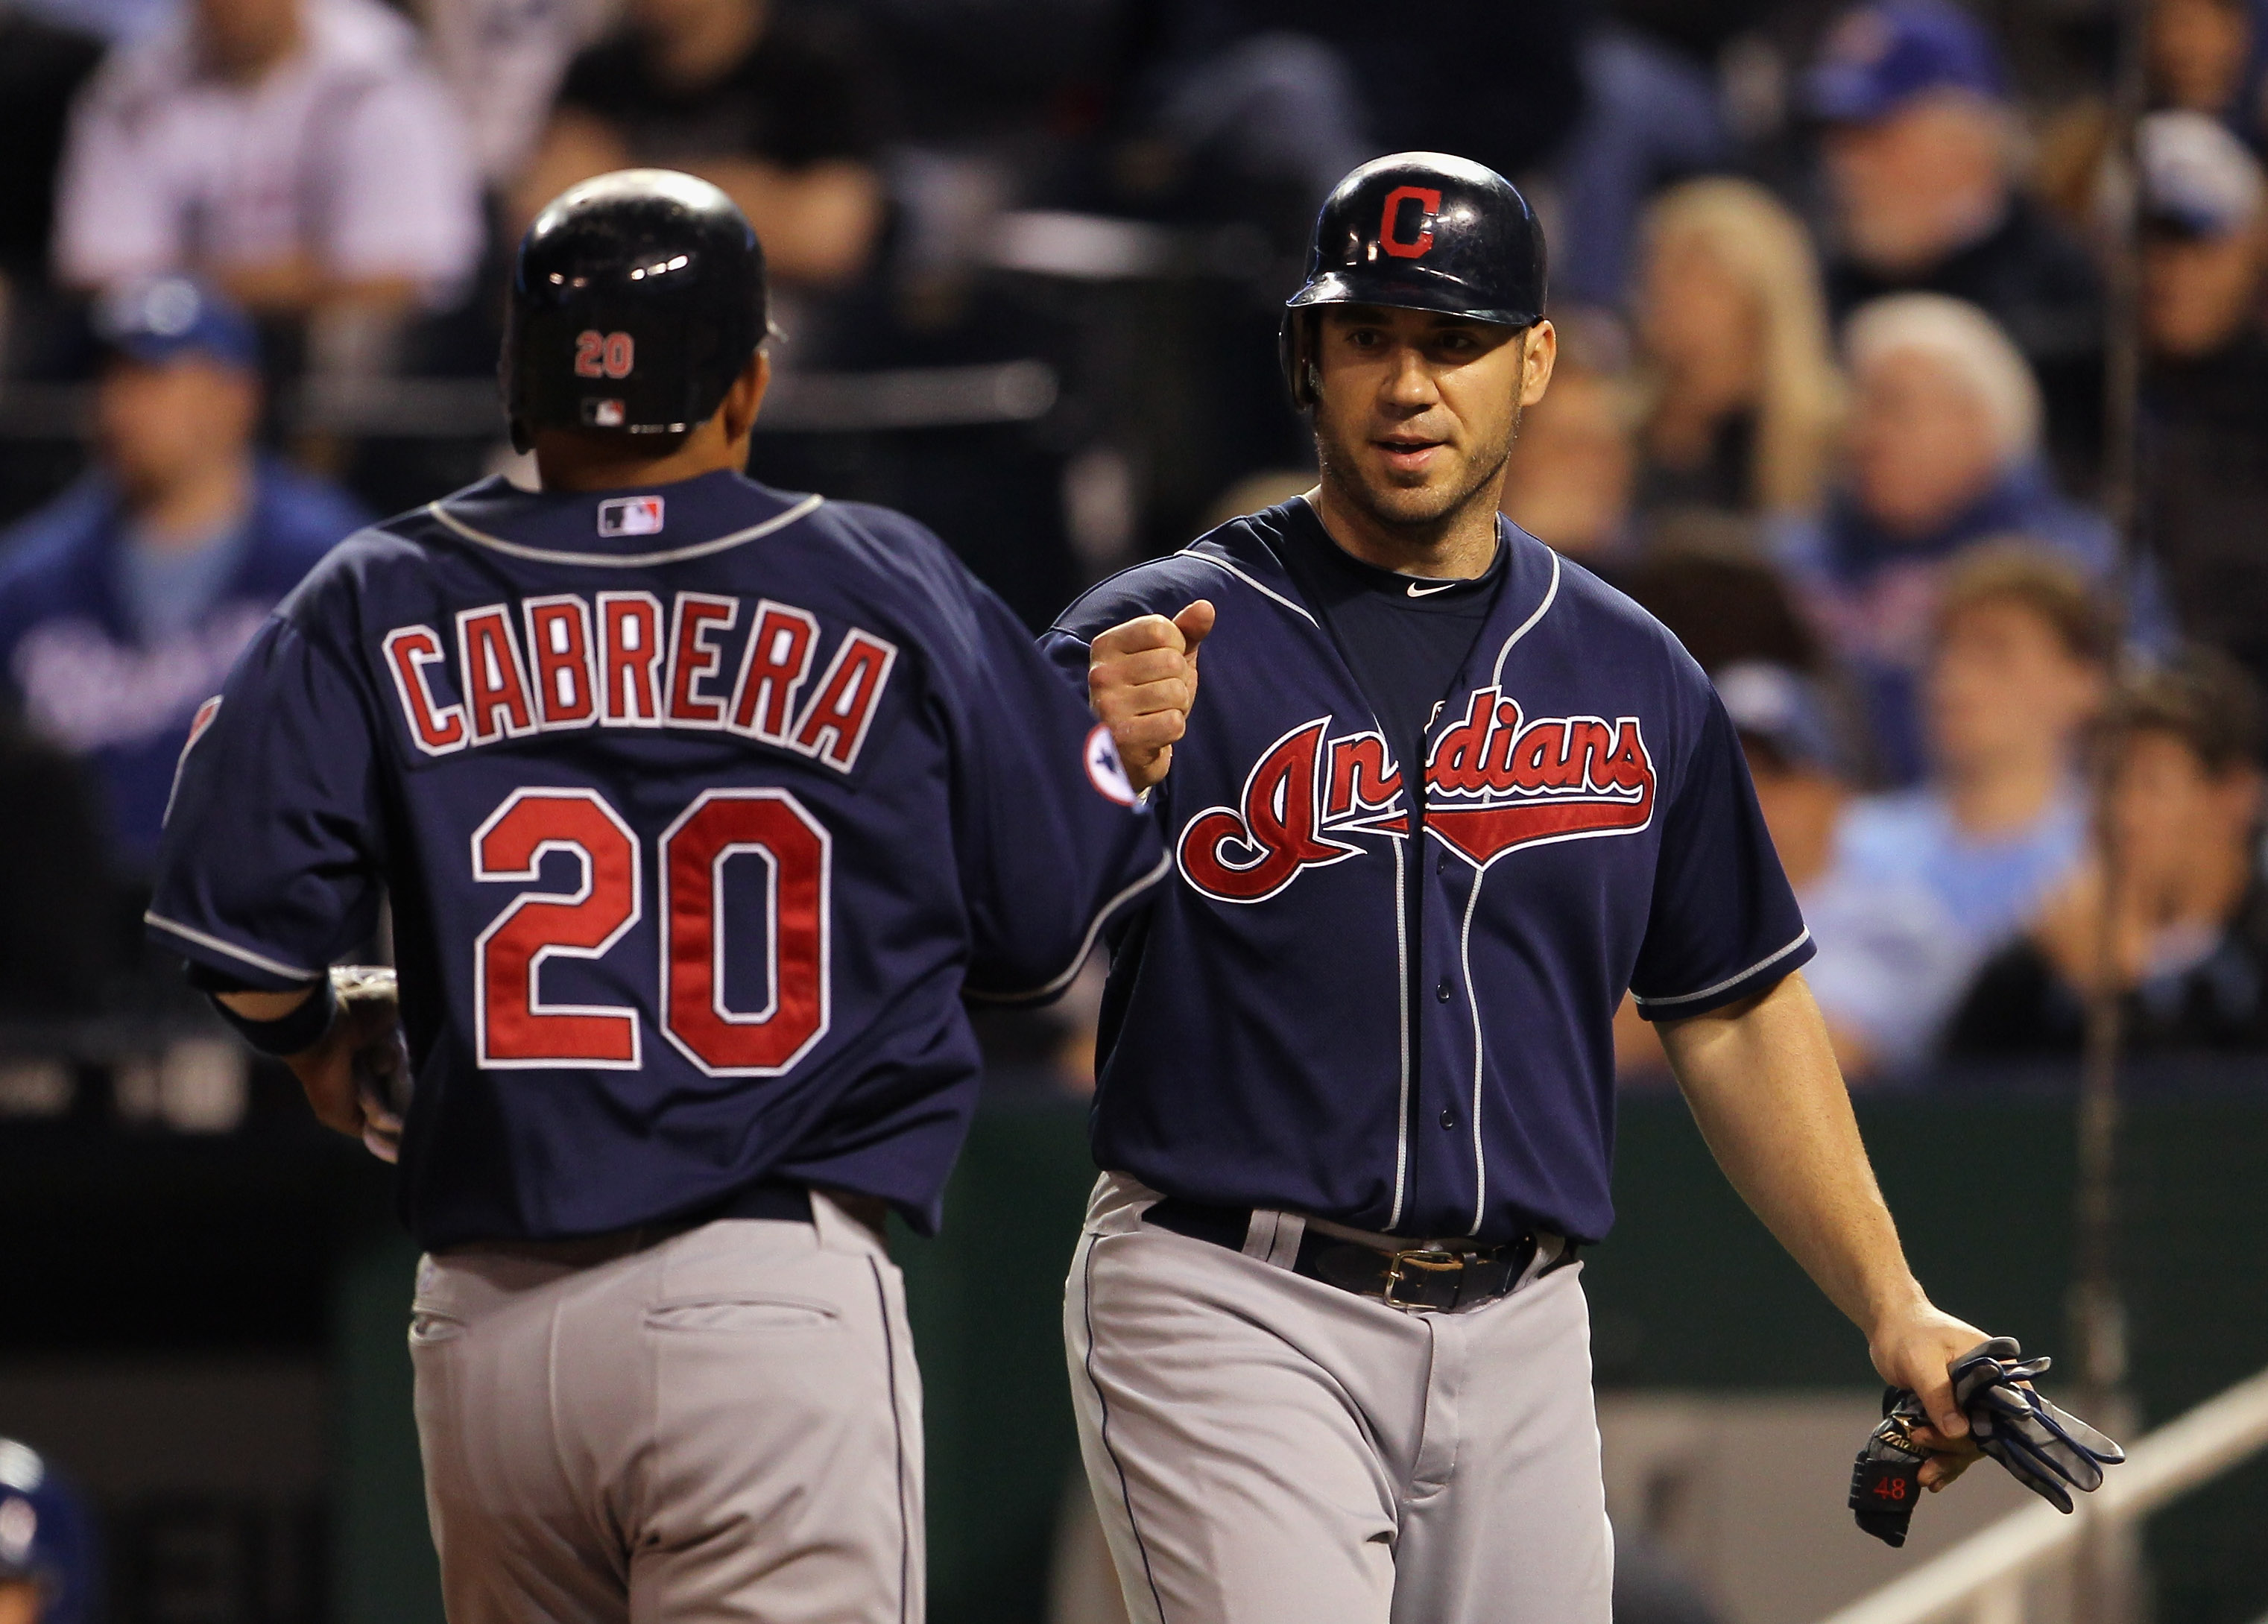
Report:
1459,877,1488,1236
426,493,825,567
1175,550,1320,626
963,848,1173,1005
1630,927,1813,1009
142,909,323,984
1488,546,1561,686
1386,837,1411,1231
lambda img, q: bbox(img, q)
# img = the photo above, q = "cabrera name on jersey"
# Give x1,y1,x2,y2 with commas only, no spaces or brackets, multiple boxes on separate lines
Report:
379,557,899,770
150,472,1163,1248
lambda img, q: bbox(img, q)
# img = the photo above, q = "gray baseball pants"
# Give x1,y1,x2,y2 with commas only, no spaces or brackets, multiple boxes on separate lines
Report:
407,1192,923,1624
1065,1172,1612,1624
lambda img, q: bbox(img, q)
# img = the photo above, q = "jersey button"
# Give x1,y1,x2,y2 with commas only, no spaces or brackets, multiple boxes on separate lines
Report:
1435,979,1453,1002
1439,1108,1457,1130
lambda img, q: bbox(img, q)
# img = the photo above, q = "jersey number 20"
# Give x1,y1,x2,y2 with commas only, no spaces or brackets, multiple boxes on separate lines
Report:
472,786,830,1075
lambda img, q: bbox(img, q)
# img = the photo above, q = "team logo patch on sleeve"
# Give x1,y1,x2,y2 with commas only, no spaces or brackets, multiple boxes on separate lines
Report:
1084,724,1140,806
597,496,665,537
162,694,224,826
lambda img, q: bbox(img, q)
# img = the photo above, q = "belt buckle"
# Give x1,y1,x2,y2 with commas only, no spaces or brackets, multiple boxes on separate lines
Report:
1382,1248,1465,1308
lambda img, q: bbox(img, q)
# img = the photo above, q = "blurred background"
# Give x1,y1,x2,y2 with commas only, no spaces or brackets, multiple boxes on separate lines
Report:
1,0,2266,1618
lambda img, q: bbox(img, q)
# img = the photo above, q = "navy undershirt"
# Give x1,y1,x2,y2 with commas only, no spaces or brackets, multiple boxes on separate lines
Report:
1271,497,1509,793
1272,498,1509,1150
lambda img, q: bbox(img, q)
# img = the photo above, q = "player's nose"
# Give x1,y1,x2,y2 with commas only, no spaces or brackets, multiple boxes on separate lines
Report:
1378,344,1441,408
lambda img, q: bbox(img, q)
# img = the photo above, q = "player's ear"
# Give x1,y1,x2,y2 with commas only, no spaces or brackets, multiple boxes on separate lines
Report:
1519,320,1557,408
719,350,771,446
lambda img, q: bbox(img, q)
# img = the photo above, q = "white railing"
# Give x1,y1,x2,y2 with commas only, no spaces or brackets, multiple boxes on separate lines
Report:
1818,1365,2268,1624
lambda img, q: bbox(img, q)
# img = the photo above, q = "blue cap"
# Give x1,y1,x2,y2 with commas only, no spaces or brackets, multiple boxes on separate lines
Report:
2139,110,2265,238
1716,661,1851,778
1804,1,2006,124
92,277,259,371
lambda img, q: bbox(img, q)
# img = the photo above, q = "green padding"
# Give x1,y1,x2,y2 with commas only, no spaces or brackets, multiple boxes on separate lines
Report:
335,1092,2268,1624
333,1231,441,1624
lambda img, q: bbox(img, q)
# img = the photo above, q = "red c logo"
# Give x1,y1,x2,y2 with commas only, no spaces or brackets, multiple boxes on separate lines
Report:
1378,186,1441,259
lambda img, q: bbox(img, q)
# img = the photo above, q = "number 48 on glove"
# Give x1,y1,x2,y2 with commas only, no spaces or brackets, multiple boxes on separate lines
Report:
1850,1337,2125,1547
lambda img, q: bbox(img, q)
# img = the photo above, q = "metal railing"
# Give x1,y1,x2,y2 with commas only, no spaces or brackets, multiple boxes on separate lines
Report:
1818,1365,2268,1624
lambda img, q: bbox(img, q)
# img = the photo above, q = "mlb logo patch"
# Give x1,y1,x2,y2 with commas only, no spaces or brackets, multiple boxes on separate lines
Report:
598,496,665,537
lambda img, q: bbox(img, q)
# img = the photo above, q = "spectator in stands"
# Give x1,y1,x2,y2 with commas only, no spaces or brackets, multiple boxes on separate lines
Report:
2136,110,2268,688
51,0,483,319
1500,315,1640,569
1146,0,1586,181
1948,651,2268,1057
1824,546,2111,1058
0,279,364,879
1633,177,1845,519
1775,293,2126,783
1546,16,1733,310
1623,536,1829,680
2150,0,2267,148
1131,1,1584,249
516,0,885,289
414,0,614,188
1139,25,1371,240
1804,0,2103,477
1716,660,1956,1079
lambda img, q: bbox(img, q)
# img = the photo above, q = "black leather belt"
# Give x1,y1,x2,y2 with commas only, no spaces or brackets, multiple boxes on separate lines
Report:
1145,1198,1576,1313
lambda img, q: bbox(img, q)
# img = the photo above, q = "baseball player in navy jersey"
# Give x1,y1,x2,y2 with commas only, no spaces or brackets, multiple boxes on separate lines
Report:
146,170,1165,1624
1046,153,2000,1624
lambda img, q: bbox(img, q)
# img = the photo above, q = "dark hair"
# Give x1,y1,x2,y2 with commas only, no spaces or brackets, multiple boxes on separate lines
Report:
1623,529,1824,675
2107,648,2265,775
1933,540,2120,667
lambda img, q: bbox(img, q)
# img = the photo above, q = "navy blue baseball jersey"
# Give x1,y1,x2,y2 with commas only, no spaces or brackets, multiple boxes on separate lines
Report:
1044,499,1812,1245
150,470,1165,1247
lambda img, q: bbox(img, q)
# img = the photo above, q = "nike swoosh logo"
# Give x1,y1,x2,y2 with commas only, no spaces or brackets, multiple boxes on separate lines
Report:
1406,580,1459,597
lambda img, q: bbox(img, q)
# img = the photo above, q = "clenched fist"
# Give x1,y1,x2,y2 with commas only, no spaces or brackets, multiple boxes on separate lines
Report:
1089,599,1215,794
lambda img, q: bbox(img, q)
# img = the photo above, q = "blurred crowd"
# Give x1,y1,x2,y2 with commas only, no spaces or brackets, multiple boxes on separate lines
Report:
2,0,2267,1088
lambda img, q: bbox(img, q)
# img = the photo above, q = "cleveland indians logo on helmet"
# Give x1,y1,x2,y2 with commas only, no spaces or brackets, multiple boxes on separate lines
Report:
1377,186,1441,259
1177,692,1655,903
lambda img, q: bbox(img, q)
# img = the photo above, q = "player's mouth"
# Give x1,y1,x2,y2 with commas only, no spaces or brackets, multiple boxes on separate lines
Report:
1372,435,1447,475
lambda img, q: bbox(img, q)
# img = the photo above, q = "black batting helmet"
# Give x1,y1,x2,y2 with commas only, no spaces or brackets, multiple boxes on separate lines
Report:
502,169,768,452
1280,152,1547,408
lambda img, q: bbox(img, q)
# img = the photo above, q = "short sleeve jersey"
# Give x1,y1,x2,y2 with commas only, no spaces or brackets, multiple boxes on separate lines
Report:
1045,500,1811,1244
150,471,1163,1248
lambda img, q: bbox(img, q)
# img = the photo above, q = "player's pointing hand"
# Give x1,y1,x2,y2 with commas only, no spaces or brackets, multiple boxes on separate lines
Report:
1089,599,1214,794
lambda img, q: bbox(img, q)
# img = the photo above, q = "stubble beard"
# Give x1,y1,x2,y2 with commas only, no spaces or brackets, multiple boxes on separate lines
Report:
1313,399,1521,542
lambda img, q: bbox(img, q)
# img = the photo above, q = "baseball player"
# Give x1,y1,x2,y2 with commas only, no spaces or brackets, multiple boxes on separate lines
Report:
1047,153,1995,1624
146,170,1165,1624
